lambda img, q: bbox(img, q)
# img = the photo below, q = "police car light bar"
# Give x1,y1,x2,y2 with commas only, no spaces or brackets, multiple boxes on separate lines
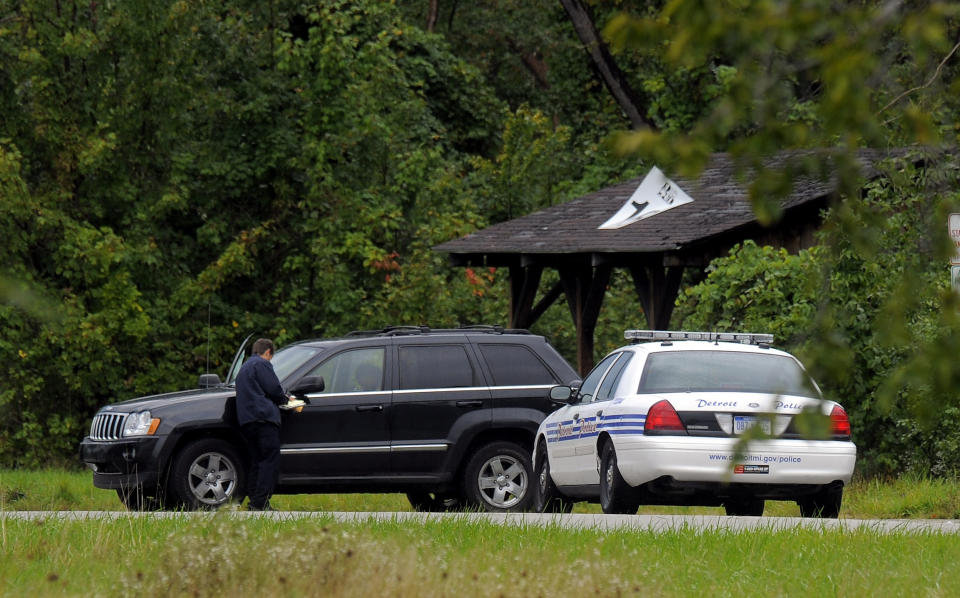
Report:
624,330,774,345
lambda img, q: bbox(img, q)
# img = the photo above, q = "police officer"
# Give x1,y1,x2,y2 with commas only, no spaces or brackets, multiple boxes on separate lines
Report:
235,337,289,511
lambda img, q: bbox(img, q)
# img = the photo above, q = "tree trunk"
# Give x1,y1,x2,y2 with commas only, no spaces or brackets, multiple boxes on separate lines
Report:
426,0,439,32
558,0,654,131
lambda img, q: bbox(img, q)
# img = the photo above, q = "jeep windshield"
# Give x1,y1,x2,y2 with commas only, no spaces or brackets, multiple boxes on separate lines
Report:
225,345,322,385
637,350,820,398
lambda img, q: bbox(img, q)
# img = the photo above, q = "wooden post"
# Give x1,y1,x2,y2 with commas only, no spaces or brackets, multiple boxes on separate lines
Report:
559,264,611,375
630,265,684,329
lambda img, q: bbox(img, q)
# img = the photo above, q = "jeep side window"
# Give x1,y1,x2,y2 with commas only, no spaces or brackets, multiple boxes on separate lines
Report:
577,352,621,403
399,345,474,389
477,344,557,386
307,347,385,394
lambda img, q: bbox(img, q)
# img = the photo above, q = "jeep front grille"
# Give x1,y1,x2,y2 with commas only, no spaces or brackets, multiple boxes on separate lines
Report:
90,412,126,440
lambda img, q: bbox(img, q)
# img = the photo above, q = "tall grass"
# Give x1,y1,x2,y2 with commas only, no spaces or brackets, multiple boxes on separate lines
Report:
1,515,958,597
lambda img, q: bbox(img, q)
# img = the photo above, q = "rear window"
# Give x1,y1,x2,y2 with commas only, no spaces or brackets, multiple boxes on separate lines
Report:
638,351,819,398
477,344,557,386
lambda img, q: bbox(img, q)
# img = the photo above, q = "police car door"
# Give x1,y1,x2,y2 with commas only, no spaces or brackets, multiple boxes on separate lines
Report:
547,351,621,486
567,351,633,486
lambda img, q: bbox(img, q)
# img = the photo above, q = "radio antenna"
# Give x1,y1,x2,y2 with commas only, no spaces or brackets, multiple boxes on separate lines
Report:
206,299,212,374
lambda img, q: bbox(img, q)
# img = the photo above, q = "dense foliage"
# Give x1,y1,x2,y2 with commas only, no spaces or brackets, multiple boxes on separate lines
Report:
1,0,959,476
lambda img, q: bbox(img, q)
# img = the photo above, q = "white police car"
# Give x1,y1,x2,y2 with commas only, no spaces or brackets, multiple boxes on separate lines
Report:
533,330,857,517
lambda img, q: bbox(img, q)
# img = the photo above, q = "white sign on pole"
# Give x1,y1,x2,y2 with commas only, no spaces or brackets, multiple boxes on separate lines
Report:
598,166,694,230
949,213,960,265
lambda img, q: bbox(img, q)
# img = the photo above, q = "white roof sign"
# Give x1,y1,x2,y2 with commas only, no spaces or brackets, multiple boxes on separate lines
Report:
598,166,694,230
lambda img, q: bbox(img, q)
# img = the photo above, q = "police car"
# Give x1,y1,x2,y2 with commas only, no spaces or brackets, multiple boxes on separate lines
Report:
533,330,857,517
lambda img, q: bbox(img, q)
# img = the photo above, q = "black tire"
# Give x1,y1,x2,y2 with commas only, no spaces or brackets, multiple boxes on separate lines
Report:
462,441,533,512
406,491,461,512
167,439,245,510
116,486,164,511
599,441,639,515
533,442,573,513
723,498,765,517
798,485,843,518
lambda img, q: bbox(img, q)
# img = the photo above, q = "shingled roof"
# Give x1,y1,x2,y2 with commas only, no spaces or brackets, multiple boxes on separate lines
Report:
434,148,907,259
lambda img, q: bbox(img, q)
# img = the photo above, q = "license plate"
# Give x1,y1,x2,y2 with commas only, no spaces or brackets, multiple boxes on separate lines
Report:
733,416,771,435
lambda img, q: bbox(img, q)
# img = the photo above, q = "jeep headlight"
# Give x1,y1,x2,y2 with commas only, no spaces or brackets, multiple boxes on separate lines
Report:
122,411,160,437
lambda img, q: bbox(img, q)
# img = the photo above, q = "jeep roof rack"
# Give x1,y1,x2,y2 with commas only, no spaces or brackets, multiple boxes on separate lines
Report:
624,329,774,345
345,325,533,338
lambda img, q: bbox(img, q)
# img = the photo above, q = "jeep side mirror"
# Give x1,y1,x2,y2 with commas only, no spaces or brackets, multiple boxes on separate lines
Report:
198,373,221,389
548,385,576,404
290,376,325,398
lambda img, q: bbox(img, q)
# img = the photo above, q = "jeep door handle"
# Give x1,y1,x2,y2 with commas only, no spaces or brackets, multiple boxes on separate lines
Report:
456,400,483,408
355,405,383,412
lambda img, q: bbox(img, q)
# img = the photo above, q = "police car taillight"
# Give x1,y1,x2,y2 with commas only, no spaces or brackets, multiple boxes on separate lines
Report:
644,400,687,435
830,405,851,440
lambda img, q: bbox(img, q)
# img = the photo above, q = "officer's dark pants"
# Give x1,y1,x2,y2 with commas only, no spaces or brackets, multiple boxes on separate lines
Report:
241,421,281,509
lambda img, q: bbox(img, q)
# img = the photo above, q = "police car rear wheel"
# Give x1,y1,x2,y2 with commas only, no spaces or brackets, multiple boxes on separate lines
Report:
463,441,533,512
534,442,573,513
798,485,842,518
599,441,639,515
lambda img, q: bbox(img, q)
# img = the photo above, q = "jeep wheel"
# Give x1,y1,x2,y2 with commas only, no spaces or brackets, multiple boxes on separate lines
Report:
406,492,461,512
168,439,245,510
462,441,533,512
533,442,572,513
599,440,639,515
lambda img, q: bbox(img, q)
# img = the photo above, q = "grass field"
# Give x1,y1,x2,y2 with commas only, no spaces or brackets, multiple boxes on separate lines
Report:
3,469,960,519
2,470,960,596
2,513,959,597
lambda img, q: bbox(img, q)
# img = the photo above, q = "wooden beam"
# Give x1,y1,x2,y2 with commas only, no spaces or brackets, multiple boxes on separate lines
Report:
630,265,685,329
559,265,612,375
527,281,563,326
508,265,543,329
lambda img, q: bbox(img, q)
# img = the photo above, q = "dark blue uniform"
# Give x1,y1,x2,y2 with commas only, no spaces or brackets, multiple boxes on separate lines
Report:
235,354,288,509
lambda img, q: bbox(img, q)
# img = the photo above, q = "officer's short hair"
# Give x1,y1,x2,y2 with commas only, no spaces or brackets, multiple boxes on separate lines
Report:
252,338,275,356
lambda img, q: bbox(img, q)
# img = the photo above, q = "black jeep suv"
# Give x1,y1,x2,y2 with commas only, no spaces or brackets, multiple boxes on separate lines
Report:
79,326,579,512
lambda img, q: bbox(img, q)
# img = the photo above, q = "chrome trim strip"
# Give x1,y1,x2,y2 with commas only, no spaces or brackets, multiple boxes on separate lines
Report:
304,385,553,399
390,444,449,453
393,384,553,395
304,391,392,399
281,446,390,455
281,443,449,455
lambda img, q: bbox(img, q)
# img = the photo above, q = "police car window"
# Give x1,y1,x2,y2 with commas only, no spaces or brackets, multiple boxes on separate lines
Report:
595,352,633,402
308,348,385,394
577,352,620,404
399,345,474,389
477,344,557,386
638,351,819,398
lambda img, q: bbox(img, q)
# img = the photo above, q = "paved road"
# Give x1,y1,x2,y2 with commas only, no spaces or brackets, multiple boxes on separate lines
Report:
3,510,958,534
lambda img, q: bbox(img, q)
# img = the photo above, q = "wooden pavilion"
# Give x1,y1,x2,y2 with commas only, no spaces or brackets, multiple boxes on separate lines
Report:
434,148,906,374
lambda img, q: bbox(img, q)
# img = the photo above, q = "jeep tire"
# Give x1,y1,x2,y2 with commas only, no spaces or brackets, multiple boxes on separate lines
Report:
168,438,245,510
462,441,533,512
